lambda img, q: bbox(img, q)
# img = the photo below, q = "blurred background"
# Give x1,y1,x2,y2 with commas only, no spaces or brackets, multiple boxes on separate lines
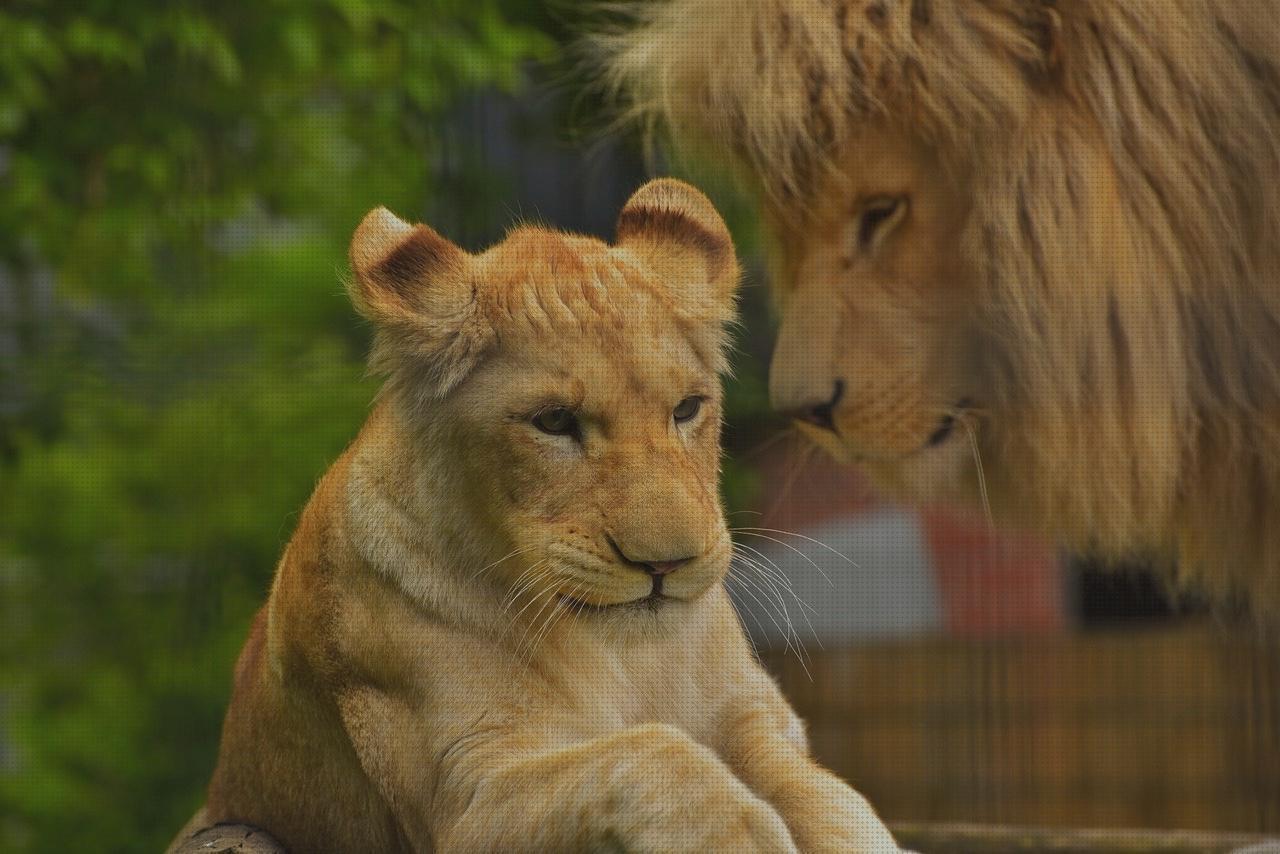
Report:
0,3,1276,852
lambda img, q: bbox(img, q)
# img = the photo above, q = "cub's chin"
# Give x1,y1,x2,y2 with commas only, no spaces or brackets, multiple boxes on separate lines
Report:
558,582,718,637
559,590,672,613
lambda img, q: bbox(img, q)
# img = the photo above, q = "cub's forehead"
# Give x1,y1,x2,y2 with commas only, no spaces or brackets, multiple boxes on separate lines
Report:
466,227,718,397
489,328,714,416
473,226,677,332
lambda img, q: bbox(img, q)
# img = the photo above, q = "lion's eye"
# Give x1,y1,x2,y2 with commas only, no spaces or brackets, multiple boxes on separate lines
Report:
532,406,579,437
673,396,703,423
856,196,908,252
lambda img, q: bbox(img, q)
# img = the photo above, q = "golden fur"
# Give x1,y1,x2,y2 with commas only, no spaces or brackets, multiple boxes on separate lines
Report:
596,0,1280,609
194,180,900,852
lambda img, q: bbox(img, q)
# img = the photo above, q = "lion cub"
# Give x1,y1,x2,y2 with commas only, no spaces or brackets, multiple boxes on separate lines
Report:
202,180,900,852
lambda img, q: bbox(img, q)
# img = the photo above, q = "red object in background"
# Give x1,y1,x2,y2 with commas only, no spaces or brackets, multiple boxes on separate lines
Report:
754,440,1068,637
921,505,1067,636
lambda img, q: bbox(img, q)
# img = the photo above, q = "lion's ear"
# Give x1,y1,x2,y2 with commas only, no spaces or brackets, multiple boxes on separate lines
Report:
615,179,741,316
1019,2,1065,81
348,207,492,396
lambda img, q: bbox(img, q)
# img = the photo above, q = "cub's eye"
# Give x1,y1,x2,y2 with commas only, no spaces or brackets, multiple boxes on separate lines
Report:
532,406,579,437
673,396,703,424
856,195,908,252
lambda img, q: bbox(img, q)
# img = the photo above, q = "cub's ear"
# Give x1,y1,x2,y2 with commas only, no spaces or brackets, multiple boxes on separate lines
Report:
348,207,492,397
615,179,741,316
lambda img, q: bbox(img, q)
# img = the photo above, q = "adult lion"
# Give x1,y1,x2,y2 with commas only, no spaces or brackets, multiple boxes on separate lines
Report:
187,180,900,853
597,0,1280,609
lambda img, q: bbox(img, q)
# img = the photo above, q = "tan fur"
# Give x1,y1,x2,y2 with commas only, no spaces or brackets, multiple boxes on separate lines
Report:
200,180,901,852
597,0,1280,609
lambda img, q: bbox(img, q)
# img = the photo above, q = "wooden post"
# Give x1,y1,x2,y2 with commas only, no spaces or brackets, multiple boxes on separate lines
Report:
170,823,285,854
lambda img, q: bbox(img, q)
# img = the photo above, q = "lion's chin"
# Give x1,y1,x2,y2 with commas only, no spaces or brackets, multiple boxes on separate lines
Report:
858,439,976,505
796,420,954,464
794,419,977,504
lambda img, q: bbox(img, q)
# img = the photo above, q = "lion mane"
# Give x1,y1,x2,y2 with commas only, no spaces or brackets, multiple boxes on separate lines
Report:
596,0,1280,608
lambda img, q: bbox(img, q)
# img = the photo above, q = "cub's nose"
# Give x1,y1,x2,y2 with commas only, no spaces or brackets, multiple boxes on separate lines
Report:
605,534,697,576
643,558,693,576
781,379,844,433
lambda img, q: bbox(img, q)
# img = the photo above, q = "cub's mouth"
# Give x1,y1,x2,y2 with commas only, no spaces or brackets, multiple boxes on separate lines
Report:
559,579,673,614
555,534,700,612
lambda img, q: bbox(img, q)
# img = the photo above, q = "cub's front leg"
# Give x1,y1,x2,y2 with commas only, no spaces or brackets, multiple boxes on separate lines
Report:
438,722,798,853
720,696,903,852
339,686,795,852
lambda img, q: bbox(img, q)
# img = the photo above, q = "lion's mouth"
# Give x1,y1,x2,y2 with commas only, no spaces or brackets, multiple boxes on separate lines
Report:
924,398,973,449
926,414,957,447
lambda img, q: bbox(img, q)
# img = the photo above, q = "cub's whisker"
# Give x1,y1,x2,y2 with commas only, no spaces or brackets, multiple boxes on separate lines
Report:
516,588,559,662
471,545,536,580
729,556,811,670
505,561,553,616
728,564,803,663
734,525,859,574
727,545,814,617
733,552,820,654
725,576,764,660
504,559,547,602
527,582,578,661
736,532,834,593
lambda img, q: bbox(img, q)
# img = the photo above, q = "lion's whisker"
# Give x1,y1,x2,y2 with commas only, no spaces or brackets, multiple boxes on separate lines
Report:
762,440,817,523
738,425,797,461
960,414,994,525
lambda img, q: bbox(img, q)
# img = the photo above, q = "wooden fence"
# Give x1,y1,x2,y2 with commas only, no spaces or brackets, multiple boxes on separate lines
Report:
761,622,1280,834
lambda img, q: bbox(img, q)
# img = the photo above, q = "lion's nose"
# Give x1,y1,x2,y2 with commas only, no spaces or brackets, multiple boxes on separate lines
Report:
783,379,844,433
643,558,693,576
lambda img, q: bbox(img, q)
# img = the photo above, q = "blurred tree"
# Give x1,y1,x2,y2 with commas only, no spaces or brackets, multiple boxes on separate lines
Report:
0,2,552,851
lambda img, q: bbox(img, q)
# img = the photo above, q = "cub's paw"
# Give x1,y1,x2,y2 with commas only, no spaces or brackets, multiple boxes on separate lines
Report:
786,781,903,853
718,795,800,854
623,787,797,853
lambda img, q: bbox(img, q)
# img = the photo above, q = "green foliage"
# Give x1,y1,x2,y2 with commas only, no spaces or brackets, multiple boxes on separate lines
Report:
0,3,552,851
0,0,553,280
1,236,377,852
